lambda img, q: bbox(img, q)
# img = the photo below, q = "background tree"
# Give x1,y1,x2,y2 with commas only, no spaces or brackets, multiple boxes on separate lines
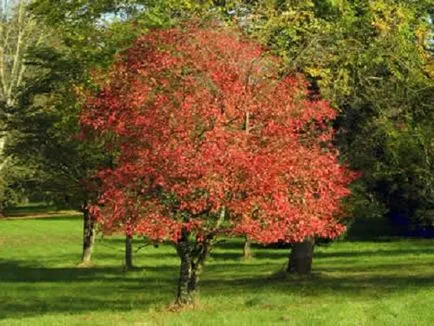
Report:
0,0,45,214
226,0,434,236
7,0,154,263
5,42,111,264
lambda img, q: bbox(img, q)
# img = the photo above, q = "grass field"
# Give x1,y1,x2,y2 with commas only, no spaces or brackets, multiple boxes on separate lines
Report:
1,213,434,325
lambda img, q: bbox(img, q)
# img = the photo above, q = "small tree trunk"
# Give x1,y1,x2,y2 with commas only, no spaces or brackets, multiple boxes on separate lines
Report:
188,261,200,294
188,240,211,294
124,234,134,271
175,230,214,307
80,204,95,266
176,236,193,306
287,237,315,275
243,237,252,259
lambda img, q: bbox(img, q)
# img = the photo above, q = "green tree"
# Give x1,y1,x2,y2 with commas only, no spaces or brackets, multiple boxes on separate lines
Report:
0,0,46,214
8,1,144,263
231,0,434,233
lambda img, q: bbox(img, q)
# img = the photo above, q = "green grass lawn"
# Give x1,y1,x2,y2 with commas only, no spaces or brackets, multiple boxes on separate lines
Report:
1,214,434,325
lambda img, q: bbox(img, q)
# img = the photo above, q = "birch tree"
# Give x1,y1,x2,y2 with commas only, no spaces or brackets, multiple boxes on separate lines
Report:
0,0,44,213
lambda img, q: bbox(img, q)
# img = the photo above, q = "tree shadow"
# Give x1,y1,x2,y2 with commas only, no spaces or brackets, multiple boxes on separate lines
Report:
2,215,82,222
314,248,434,259
4,205,58,216
210,249,288,261
0,260,179,283
31,216,82,222
199,269,434,300
92,240,434,262
2,240,434,321
0,260,177,320
1,296,157,319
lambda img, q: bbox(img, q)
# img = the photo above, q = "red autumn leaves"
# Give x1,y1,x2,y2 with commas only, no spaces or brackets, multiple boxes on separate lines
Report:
81,26,357,244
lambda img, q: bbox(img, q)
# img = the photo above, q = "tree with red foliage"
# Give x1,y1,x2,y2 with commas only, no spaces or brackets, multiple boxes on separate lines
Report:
81,25,356,305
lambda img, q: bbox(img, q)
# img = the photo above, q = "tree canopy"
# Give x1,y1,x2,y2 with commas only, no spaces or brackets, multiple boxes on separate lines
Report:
81,25,356,304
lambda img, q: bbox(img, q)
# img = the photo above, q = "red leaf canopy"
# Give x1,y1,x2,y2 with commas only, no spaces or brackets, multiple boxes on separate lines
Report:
81,25,356,243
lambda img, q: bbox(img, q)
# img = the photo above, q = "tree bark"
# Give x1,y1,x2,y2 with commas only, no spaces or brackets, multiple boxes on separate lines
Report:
175,230,213,306
188,239,211,294
80,204,95,266
243,236,252,259
176,234,193,306
287,237,315,275
124,234,134,271
187,264,199,294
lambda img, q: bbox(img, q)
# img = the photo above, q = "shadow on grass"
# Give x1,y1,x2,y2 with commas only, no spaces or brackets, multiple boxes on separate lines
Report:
199,270,434,300
0,296,158,320
2,214,82,222
4,205,57,216
4,204,81,219
208,246,434,261
90,239,434,262
2,235,434,321
2,250,434,321
314,248,434,259
0,259,177,320
0,260,177,283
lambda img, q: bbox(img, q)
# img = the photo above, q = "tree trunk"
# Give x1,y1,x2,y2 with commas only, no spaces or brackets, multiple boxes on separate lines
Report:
243,237,252,259
175,230,213,306
0,200,4,218
80,205,95,266
0,136,8,219
124,234,134,271
188,261,200,295
287,237,315,275
188,241,211,294
176,236,194,306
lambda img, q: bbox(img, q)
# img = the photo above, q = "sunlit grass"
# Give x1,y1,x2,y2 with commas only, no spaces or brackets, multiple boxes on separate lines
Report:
1,213,434,325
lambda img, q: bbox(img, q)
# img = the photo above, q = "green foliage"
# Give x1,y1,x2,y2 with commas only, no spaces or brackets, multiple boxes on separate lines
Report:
0,158,29,210
29,0,225,67
5,41,107,208
10,0,234,210
6,0,434,227
345,181,388,221
0,0,49,211
7,0,196,209
231,0,434,225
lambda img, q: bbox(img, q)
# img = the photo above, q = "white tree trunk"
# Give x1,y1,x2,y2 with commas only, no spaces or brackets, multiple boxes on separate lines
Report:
0,0,45,205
